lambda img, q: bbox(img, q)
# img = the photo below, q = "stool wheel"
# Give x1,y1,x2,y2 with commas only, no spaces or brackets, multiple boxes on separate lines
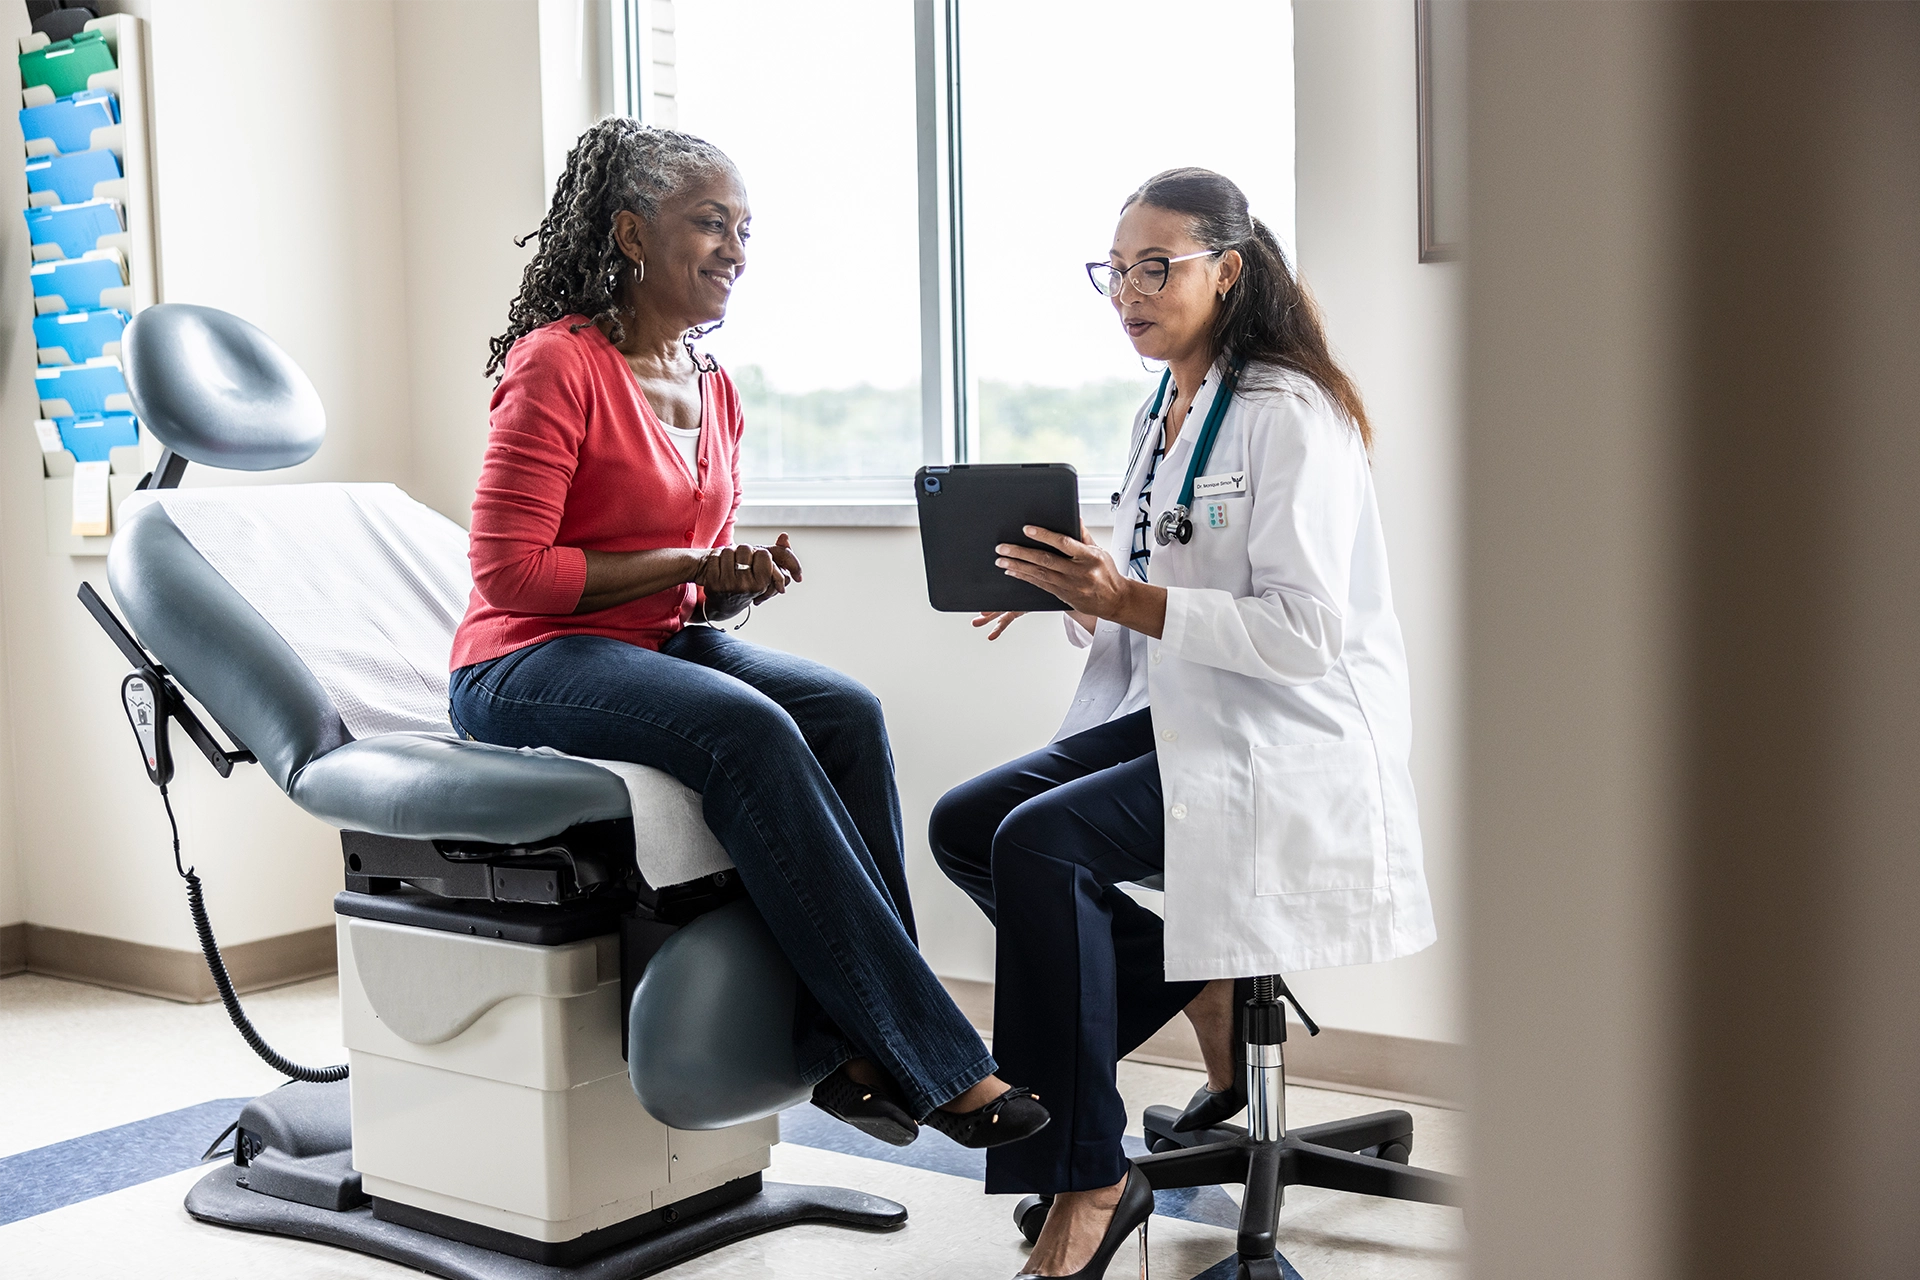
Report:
1237,1256,1285,1280
1014,1193,1053,1245
1149,1136,1183,1154
1367,1138,1412,1164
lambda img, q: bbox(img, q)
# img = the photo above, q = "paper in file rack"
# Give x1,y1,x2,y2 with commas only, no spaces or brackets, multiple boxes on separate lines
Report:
17,90,117,158
32,308,128,365
35,359,131,420
29,253,129,314
25,149,122,207
70,460,112,538
23,198,125,262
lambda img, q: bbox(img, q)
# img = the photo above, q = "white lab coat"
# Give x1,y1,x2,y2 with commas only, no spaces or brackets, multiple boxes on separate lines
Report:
1057,361,1436,981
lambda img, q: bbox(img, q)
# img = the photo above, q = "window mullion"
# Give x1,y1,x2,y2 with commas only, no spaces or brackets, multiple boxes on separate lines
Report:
914,0,967,466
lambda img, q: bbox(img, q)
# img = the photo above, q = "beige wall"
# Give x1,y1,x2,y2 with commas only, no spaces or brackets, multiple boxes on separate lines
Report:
1465,3,1920,1276
1290,0,1464,1045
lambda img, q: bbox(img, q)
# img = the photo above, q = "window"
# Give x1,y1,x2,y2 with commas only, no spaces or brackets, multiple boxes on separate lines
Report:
673,0,924,485
644,0,1294,492
957,0,1295,481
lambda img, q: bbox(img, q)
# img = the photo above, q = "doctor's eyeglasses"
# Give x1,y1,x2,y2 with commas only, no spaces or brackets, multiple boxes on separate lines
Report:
1085,250,1220,298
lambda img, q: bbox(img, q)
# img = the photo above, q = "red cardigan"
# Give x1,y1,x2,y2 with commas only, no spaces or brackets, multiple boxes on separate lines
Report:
449,317,742,669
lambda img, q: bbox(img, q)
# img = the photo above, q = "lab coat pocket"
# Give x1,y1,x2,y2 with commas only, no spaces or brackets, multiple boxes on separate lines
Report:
1250,740,1388,896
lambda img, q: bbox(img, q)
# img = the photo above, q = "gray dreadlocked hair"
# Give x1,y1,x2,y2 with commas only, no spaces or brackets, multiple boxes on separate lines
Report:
487,117,737,379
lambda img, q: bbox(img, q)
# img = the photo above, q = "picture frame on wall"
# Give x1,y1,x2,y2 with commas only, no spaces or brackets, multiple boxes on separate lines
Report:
1417,0,1465,263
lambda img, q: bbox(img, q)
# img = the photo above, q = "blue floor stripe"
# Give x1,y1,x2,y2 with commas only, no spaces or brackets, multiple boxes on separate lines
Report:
0,1098,250,1226
6,1098,1297,1280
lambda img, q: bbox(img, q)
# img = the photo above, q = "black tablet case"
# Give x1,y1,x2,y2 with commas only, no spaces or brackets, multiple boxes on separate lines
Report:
915,463,1080,613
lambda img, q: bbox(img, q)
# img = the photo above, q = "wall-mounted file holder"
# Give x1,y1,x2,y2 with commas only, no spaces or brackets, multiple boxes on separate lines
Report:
15,14,160,558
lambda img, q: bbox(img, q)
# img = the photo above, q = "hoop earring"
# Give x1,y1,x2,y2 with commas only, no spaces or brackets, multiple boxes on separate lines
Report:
633,260,645,283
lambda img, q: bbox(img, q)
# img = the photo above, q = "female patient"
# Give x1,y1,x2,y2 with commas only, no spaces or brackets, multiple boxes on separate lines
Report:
932,169,1436,1277
448,118,1046,1151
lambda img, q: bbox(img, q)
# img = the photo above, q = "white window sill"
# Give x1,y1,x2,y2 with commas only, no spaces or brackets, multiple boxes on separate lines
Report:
735,478,1120,530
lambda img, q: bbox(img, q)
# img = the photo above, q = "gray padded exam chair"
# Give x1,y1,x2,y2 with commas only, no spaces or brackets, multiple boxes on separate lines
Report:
88,304,903,1278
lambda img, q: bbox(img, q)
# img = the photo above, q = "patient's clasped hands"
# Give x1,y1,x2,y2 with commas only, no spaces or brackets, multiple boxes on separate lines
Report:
696,531,803,605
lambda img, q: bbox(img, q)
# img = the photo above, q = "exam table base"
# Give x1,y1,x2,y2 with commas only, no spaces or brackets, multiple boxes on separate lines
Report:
185,1164,907,1280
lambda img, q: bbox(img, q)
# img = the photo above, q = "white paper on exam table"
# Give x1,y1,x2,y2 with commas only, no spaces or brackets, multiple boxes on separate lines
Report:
122,482,733,888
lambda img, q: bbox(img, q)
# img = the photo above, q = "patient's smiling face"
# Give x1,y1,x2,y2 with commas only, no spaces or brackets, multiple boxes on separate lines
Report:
613,169,752,335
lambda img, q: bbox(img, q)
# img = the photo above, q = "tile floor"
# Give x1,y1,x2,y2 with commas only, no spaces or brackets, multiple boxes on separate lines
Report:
0,972,1466,1279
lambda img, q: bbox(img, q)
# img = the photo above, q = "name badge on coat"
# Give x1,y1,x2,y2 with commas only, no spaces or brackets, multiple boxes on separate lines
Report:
1192,470,1248,499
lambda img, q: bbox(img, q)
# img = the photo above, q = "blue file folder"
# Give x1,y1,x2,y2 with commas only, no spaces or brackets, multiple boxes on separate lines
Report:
54,412,140,464
30,254,126,312
35,360,131,419
18,91,117,155
26,149,122,206
33,308,129,365
24,199,124,260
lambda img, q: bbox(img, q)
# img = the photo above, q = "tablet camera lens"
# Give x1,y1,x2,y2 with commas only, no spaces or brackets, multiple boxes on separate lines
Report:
923,475,941,494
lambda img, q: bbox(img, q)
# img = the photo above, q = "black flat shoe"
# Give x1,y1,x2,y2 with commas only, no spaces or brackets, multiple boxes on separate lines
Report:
1171,1079,1246,1132
811,1064,918,1147
923,1084,1050,1149
1173,981,1249,1133
1016,1163,1155,1279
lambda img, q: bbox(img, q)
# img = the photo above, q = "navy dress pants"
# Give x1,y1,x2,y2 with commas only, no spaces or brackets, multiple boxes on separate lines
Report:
450,626,995,1119
930,708,1206,1195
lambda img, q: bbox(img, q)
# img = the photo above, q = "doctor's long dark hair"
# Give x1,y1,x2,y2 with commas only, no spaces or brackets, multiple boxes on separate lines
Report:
1125,167,1372,452
487,118,735,380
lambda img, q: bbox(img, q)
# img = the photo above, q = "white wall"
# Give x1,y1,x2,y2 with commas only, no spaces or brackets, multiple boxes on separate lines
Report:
0,1,35,930
393,0,546,526
1272,0,1465,1044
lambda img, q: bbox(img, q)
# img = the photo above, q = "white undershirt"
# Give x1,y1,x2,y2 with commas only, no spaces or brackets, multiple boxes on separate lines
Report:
662,424,701,478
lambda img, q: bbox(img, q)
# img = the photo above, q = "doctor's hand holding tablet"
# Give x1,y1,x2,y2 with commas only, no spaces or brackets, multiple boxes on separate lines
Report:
925,168,1435,1280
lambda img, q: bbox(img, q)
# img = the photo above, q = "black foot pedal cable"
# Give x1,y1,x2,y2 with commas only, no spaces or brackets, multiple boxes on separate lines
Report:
160,785,347,1084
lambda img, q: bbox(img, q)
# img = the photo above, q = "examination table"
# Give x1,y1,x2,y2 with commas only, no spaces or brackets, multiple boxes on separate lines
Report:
87,304,905,1278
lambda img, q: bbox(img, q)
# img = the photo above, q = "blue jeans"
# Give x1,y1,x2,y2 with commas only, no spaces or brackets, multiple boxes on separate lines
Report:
449,627,995,1118
930,709,1205,1194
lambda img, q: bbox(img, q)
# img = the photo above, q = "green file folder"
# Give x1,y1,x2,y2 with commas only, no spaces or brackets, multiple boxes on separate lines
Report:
19,31,117,99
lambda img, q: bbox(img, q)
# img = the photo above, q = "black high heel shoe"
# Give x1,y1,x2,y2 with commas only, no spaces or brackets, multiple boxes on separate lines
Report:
1016,1162,1155,1280
922,1084,1050,1149
811,1063,918,1147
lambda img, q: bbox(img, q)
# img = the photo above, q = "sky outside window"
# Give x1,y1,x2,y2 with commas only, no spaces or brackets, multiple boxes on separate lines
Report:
672,0,1294,484
674,0,922,481
959,0,1295,479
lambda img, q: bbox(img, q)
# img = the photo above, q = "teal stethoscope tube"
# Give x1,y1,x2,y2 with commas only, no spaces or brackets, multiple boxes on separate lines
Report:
1137,361,1243,546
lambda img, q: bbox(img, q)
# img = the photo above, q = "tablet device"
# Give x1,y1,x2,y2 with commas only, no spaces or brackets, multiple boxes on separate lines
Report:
915,463,1080,613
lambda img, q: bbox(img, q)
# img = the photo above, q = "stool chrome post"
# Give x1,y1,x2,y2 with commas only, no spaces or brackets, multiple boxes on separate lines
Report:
1243,976,1287,1144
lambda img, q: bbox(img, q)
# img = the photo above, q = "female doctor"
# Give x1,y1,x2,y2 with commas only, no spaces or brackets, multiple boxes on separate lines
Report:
929,168,1436,1279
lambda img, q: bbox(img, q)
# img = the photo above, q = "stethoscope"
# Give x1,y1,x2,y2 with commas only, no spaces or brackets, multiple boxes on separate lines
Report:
1115,361,1244,546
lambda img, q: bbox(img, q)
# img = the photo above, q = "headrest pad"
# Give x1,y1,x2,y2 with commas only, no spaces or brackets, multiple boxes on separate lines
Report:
124,303,325,471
